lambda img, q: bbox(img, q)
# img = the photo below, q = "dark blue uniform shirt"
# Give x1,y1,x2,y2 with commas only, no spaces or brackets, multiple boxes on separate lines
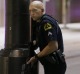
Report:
33,14,64,53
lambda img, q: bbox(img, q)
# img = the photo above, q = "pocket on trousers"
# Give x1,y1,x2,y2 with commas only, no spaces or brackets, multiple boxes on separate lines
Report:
41,55,57,64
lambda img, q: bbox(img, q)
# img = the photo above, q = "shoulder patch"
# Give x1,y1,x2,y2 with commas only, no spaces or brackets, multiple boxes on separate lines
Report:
44,23,52,31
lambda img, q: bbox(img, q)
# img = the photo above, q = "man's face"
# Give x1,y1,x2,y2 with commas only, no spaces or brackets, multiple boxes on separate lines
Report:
29,5,43,21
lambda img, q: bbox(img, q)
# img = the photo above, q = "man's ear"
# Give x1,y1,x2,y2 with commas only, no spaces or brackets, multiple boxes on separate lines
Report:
42,9,44,12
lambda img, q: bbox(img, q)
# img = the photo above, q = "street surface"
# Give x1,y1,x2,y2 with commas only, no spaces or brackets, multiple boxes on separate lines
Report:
62,27,80,74
66,56,80,74
0,23,80,74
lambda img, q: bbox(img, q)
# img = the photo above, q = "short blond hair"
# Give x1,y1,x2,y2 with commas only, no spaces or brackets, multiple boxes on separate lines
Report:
30,1,44,10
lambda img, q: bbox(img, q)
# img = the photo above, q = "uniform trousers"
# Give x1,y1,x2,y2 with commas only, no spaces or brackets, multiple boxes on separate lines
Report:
39,56,67,74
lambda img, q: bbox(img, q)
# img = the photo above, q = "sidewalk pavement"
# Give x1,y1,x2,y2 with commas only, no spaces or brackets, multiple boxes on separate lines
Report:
59,23,80,59
59,23,80,30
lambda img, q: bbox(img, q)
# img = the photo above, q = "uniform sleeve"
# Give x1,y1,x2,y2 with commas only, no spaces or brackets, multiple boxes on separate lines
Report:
43,22,57,42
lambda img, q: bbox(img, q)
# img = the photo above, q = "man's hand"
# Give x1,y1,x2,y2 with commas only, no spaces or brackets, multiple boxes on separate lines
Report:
27,56,37,64
33,40,36,45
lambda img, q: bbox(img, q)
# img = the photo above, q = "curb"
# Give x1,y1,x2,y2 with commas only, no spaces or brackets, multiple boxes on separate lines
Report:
65,54,80,59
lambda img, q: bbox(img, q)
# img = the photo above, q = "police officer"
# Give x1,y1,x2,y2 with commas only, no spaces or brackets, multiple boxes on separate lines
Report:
27,1,67,74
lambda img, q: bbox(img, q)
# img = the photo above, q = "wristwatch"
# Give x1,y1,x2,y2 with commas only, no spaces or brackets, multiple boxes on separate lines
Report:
34,54,39,59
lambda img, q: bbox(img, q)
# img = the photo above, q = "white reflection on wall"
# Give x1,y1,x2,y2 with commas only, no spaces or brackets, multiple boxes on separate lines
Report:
0,0,5,49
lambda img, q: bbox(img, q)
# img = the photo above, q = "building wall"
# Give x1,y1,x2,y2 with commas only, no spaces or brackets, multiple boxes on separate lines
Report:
46,0,80,23
0,0,5,27
46,0,62,23
70,0,80,23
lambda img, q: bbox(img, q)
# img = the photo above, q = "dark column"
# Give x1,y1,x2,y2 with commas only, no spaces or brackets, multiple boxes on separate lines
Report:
2,0,30,74
5,0,30,49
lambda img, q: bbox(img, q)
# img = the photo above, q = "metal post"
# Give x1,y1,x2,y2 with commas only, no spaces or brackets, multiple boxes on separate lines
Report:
67,0,71,24
5,0,30,49
2,0,30,74
62,0,67,28
62,0,71,29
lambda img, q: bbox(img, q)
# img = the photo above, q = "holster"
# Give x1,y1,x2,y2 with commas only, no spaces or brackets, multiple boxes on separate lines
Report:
56,50,65,63
39,50,65,65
